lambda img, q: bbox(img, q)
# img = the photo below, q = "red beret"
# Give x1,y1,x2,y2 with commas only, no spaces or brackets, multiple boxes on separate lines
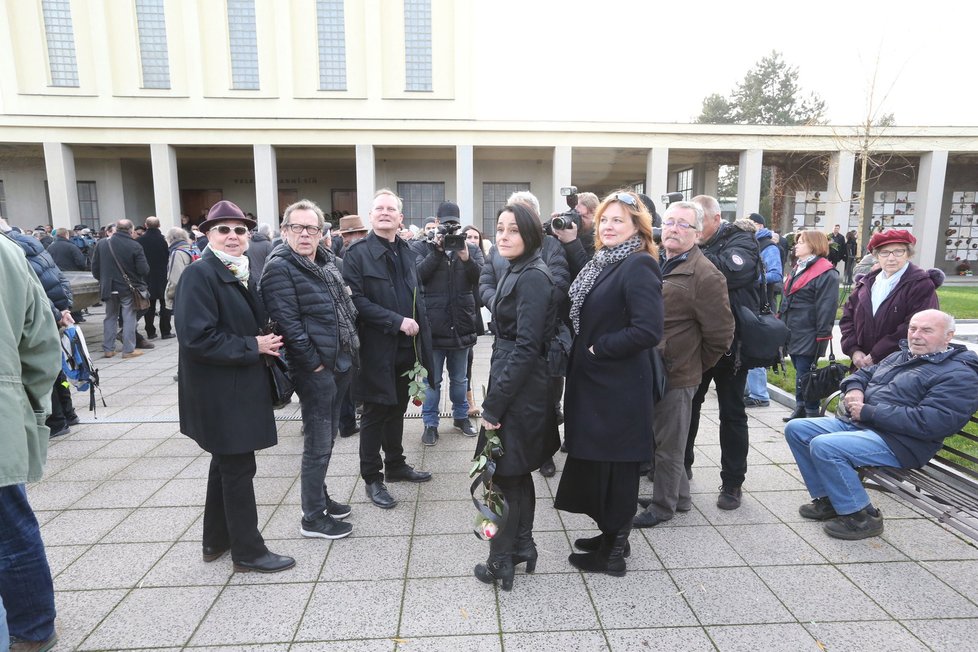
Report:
868,229,916,252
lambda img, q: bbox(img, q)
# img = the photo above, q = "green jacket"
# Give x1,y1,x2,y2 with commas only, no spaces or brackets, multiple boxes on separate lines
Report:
0,232,61,486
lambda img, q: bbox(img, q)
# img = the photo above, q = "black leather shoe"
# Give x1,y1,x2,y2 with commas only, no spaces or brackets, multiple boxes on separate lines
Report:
233,551,295,573
385,465,432,483
633,510,666,528
161,333,176,340
365,480,397,509
539,457,556,478
339,425,360,438
799,496,838,521
66,414,80,426
146,332,158,340
782,406,806,423
638,497,690,513
202,545,230,562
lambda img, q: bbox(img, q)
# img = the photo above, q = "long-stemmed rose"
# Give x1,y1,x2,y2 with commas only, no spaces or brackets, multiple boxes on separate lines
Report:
401,287,428,406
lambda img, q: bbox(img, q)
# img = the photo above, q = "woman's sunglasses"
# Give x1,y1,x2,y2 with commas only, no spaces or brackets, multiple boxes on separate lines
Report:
211,225,249,236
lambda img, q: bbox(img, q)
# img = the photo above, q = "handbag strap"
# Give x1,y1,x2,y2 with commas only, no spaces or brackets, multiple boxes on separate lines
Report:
105,238,135,288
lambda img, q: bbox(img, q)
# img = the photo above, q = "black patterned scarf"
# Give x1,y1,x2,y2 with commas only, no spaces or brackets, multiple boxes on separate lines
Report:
568,235,642,334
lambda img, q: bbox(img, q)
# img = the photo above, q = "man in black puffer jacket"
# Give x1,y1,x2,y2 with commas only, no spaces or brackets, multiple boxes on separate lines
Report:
413,201,484,446
684,195,760,511
260,200,360,541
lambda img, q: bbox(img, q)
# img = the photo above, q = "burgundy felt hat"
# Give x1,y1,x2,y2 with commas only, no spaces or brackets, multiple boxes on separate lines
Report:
867,229,916,252
198,200,256,232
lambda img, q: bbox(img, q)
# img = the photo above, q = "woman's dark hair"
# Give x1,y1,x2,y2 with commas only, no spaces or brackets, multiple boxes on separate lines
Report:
497,203,543,256
461,224,484,247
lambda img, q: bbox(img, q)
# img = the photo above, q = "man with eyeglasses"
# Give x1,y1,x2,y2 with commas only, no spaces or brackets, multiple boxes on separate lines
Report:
342,189,436,510
260,200,359,540
683,195,761,511
840,229,942,370
634,202,734,528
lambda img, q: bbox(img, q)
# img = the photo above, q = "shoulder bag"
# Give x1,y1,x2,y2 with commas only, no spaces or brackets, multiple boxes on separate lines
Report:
106,238,151,312
800,339,849,403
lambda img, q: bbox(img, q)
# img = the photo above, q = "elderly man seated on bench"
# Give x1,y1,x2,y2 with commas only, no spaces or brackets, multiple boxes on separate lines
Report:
785,309,978,540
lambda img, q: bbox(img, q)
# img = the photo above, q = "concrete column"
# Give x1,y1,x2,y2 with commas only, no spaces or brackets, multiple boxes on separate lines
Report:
150,144,180,229
736,148,763,217
914,150,948,269
356,144,376,219
253,144,279,229
552,146,572,217
827,150,856,230
456,144,474,223
645,147,669,201
702,163,720,198
43,142,79,230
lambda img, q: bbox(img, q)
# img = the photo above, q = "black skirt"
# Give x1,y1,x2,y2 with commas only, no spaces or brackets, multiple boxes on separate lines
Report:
554,456,640,533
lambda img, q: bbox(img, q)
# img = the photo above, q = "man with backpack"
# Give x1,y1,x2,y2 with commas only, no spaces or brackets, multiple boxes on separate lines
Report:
744,213,784,408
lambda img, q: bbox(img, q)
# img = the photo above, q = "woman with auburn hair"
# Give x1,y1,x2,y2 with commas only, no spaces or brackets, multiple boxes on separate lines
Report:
779,229,840,422
555,190,664,577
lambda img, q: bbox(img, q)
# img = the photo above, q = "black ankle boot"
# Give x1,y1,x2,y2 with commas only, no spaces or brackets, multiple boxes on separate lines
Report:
782,405,806,423
474,556,515,590
573,533,631,557
568,529,629,577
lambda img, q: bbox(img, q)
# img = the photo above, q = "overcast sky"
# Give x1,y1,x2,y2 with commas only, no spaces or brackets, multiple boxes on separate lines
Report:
473,1,970,126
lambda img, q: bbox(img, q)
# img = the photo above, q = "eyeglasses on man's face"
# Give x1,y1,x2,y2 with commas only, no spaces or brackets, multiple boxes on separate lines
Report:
662,220,695,231
211,225,249,236
876,248,908,259
284,223,323,236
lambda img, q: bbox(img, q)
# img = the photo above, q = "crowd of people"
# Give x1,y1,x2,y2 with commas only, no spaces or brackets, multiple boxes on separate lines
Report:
2,186,976,648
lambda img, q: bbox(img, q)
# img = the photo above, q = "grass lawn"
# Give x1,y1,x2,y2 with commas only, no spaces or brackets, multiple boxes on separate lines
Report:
767,362,978,471
836,284,978,320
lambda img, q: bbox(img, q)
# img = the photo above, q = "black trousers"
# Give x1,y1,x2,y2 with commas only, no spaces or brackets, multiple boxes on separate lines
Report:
339,370,358,434
143,297,171,336
684,353,750,489
359,347,414,484
203,452,267,562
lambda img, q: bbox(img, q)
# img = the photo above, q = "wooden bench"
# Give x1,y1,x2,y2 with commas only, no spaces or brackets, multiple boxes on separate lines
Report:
822,394,978,542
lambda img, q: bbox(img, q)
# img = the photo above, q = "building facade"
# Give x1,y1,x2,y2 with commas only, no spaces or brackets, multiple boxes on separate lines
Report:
1,0,976,273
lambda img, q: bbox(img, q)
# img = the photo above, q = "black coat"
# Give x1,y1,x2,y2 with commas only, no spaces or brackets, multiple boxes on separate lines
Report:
780,256,840,357
342,232,436,404
260,243,354,375
47,237,87,271
415,241,482,349
174,251,277,455
564,252,664,462
700,222,760,353
480,237,570,308
480,252,560,475
91,232,150,300
137,228,169,299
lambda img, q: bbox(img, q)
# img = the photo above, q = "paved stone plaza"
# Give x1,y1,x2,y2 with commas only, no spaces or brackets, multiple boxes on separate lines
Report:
29,318,978,651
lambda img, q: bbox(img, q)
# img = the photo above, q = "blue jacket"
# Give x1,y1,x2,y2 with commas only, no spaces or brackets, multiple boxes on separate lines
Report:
10,231,72,319
840,341,978,468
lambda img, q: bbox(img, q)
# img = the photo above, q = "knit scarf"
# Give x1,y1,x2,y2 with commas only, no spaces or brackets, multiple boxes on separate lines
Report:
568,235,642,334
210,247,250,286
291,245,360,355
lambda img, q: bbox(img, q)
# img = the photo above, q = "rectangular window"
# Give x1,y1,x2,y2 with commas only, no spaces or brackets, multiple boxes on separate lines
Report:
77,181,100,230
317,0,347,91
482,182,530,235
403,0,432,92
397,181,444,228
135,0,171,89
41,0,79,87
227,0,260,90
675,168,693,200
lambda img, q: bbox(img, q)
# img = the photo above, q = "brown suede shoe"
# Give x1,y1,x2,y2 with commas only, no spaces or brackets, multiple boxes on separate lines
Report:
122,350,144,359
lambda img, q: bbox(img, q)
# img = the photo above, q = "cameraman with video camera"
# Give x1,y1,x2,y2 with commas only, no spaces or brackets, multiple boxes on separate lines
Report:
414,201,486,446
550,190,598,279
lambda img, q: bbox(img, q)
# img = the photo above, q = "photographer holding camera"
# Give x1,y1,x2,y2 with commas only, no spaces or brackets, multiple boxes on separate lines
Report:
551,190,598,278
413,201,486,445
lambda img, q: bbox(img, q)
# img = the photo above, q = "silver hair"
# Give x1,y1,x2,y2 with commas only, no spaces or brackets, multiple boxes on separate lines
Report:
507,191,541,219
691,195,721,219
257,223,272,237
282,199,325,230
664,201,705,231
165,226,190,245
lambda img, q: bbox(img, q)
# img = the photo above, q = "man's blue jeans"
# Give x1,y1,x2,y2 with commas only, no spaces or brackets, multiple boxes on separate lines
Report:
422,348,470,427
784,417,900,515
746,367,770,401
0,484,56,643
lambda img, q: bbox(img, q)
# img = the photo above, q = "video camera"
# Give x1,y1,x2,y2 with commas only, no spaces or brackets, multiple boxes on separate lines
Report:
427,220,465,252
544,209,582,237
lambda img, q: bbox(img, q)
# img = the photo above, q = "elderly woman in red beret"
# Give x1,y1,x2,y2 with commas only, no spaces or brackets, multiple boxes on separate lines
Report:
840,229,943,370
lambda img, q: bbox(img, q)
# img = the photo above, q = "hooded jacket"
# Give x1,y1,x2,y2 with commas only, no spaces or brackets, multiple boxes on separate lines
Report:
10,231,73,319
840,342,978,468
839,262,943,363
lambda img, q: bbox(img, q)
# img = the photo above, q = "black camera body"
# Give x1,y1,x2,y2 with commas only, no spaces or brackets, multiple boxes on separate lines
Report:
429,220,465,252
544,209,581,236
